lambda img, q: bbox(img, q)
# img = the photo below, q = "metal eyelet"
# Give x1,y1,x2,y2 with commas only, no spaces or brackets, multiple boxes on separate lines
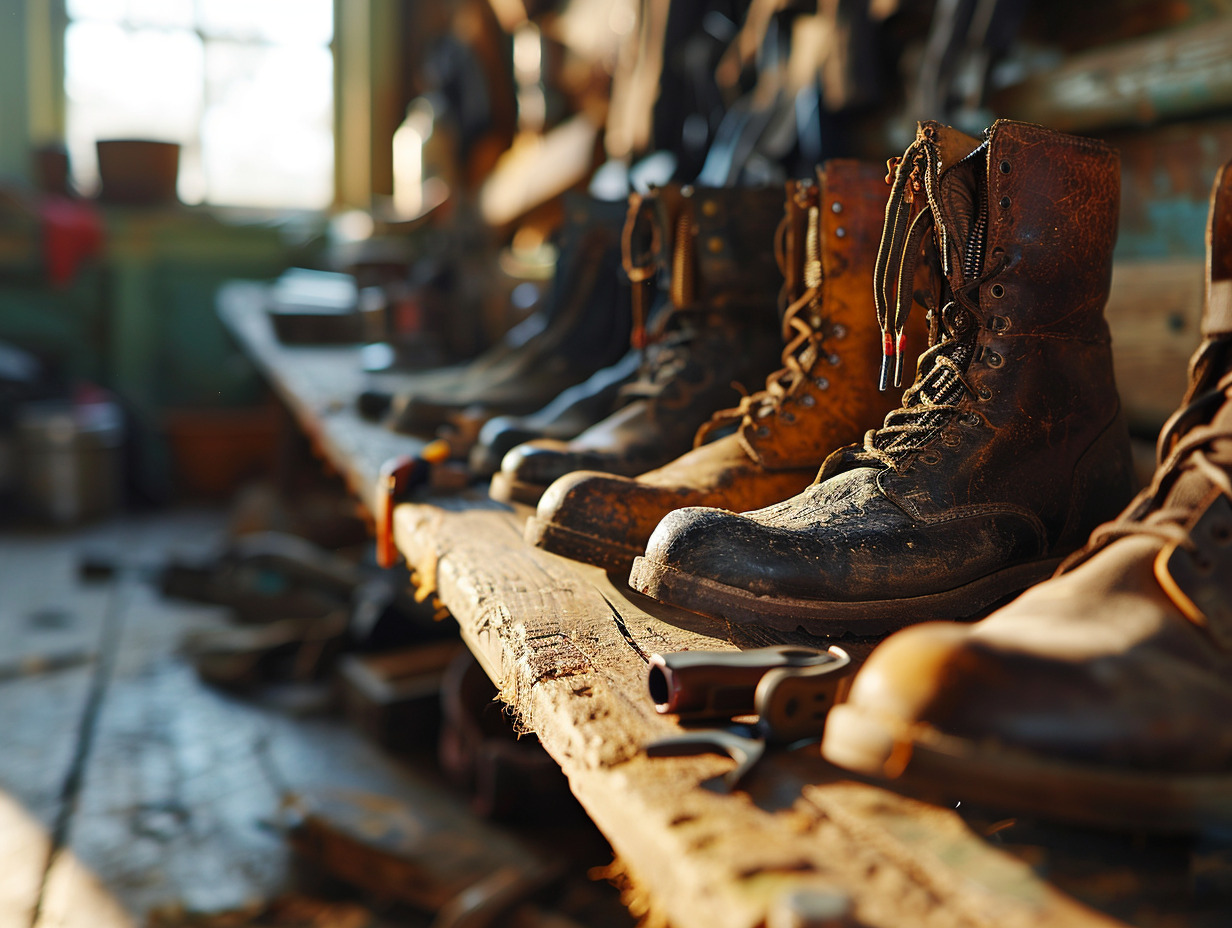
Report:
756,426,770,437
990,284,1005,299
918,450,942,465
985,351,1004,369
799,394,816,407
815,377,830,390
959,412,981,427
828,354,841,366
832,323,848,339
1211,522,1232,545
942,431,961,446
988,314,1010,332
835,227,846,238
781,411,796,423
1193,552,1215,575
831,201,843,213
999,160,1011,174
978,386,992,400
999,196,1011,209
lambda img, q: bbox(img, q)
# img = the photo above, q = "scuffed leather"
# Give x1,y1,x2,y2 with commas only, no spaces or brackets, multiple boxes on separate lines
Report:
640,120,1136,616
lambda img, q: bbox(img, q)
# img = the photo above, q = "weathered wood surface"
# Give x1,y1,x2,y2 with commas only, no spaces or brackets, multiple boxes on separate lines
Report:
394,504,1131,928
1105,258,1204,430
991,17,1232,132
217,281,426,516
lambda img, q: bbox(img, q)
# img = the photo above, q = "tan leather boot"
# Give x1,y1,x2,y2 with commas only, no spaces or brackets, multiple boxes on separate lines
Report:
525,161,926,574
821,161,1232,833
630,120,1137,634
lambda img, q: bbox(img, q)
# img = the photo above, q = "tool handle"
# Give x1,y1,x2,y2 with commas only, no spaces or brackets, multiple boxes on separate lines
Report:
754,647,854,743
647,644,838,720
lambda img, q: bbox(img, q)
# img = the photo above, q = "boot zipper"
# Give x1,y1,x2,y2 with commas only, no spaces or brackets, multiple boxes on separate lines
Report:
960,143,990,287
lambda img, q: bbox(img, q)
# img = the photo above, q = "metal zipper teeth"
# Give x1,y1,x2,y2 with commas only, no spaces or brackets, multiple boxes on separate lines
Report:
960,142,991,284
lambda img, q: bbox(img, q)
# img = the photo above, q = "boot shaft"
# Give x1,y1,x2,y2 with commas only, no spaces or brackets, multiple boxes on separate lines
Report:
724,160,929,470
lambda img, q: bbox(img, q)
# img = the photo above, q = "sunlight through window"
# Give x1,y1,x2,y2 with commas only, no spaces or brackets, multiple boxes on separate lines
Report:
65,0,334,209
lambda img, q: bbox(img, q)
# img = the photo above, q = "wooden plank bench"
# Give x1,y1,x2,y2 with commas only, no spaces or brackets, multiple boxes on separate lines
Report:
220,275,1230,928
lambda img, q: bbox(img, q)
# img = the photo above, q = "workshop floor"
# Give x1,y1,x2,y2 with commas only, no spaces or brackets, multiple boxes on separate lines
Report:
0,508,630,928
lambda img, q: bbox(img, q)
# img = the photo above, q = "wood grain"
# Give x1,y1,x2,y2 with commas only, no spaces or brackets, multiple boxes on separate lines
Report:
394,503,1122,928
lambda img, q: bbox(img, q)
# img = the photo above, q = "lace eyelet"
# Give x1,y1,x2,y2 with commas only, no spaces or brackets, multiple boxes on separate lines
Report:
831,201,842,214
959,412,981,427
984,350,1004,369
978,386,992,401
942,431,961,446
999,196,1011,209
781,411,796,423
800,394,816,407
918,450,942,465
1211,522,1232,545
832,323,848,339
815,377,830,390
988,314,1010,332
756,426,771,438
999,160,1011,174
1193,552,1214,575
828,354,841,366
990,284,1005,299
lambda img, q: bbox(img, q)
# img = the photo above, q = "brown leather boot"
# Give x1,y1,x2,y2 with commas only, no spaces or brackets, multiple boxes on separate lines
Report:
491,183,786,506
821,161,1232,833
525,161,927,574
630,120,1137,635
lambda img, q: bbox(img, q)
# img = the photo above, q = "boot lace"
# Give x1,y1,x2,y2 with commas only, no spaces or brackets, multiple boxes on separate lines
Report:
1074,364,1232,562
857,127,1007,468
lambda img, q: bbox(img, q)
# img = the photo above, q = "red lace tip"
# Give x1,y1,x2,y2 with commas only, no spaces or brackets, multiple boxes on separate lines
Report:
883,332,895,356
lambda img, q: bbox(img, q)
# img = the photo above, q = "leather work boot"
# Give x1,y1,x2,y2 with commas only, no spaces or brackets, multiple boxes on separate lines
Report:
525,161,927,575
385,193,632,437
491,183,786,505
630,119,1137,635
468,349,642,477
821,161,1232,833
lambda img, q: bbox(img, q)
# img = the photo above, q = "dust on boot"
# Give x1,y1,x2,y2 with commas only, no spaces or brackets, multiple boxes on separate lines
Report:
821,160,1232,833
492,183,786,506
630,119,1137,635
525,161,927,575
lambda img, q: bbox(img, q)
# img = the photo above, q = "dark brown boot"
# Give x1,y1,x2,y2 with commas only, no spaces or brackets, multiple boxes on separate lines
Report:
821,160,1232,833
630,119,1137,634
491,183,786,505
525,161,927,574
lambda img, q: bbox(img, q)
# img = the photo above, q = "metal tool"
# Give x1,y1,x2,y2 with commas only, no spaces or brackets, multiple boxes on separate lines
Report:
646,644,847,721
644,646,853,790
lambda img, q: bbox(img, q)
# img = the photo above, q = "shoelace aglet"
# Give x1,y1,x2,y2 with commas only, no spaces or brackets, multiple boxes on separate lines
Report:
893,329,907,389
879,330,894,392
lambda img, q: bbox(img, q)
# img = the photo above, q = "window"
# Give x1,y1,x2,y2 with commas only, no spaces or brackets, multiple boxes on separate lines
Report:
65,0,334,209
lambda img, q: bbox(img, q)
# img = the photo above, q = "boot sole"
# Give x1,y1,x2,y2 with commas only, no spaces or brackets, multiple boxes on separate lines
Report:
525,516,643,575
488,472,549,507
821,703,1232,833
626,555,1062,636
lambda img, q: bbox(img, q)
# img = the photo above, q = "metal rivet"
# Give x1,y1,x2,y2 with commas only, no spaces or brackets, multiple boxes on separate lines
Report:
832,323,848,338
701,200,719,217
835,227,846,238
985,350,1003,368
707,236,724,254
828,354,841,366
999,196,1011,209
799,394,816,407
990,284,1005,298
999,161,1011,174
831,201,842,213
815,377,830,390
681,185,694,197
